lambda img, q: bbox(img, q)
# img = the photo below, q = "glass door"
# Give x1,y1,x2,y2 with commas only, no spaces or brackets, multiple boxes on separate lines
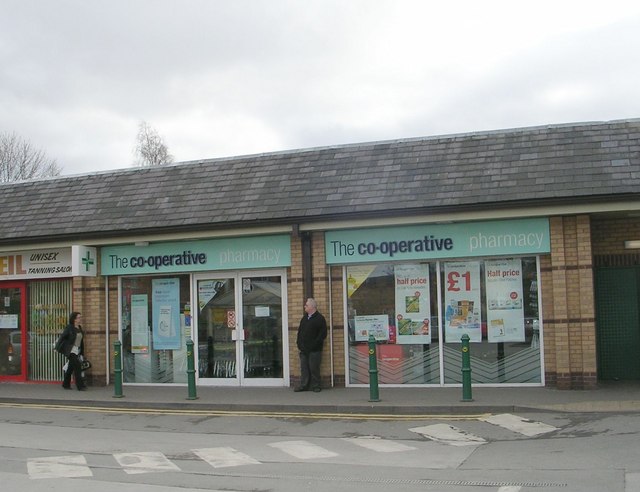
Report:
196,277,237,383
0,281,27,381
195,270,287,386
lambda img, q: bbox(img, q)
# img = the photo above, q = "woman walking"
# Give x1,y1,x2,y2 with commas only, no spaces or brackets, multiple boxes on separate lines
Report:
61,311,87,391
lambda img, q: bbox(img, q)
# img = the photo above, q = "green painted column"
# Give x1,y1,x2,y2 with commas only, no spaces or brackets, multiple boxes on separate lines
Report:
368,334,380,402
461,334,473,402
186,338,198,400
113,340,124,398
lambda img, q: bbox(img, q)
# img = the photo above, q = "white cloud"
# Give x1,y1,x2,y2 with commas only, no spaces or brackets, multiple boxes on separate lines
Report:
1,0,639,175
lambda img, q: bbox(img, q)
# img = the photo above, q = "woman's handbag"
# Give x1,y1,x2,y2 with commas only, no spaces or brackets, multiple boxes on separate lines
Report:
54,332,65,354
80,358,92,371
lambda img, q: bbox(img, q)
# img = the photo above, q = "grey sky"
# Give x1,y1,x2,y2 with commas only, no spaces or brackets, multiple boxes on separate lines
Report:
2,1,639,176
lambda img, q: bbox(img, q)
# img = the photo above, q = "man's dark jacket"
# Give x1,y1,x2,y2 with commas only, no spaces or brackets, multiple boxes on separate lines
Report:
296,311,327,354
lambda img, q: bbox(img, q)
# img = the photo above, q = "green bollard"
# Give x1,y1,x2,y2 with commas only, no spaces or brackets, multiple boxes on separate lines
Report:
461,334,473,402
368,334,380,402
113,340,124,398
186,338,198,400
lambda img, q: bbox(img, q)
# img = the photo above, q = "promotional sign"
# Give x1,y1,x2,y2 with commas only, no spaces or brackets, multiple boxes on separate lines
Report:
325,218,550,264
354,314,389,342
0,315,18,330
131,294,150,353
198,280,225,311
346,265,376,298
485,259,525,342
152,278,181,350
444,261,482,343
394,264,431,344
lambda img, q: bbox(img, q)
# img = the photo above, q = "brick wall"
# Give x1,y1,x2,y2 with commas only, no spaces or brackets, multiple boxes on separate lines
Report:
544,215,597,389
591,217,640,255
73,275,107,386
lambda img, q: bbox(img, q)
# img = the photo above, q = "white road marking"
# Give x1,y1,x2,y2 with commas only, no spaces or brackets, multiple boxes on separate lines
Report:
626,472,640,491
342,436,416,452
481,413,558,437
498,487,522,492
28,455,93,479
113,451,181,474
193,447,261,468
269,440,339,459
409,424,486,446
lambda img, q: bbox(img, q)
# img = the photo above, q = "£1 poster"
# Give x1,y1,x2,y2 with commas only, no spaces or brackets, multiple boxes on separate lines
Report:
444,261,482,343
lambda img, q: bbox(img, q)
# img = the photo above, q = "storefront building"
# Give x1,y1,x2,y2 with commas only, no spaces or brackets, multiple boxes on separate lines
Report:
101,235,291,386
0,246,97,382
1,119,639,390
326,218,548,386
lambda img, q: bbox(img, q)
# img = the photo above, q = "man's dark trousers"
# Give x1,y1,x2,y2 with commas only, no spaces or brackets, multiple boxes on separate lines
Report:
299,350,322,390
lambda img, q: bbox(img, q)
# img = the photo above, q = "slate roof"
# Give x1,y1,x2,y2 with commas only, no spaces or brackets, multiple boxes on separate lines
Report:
1,119,639,246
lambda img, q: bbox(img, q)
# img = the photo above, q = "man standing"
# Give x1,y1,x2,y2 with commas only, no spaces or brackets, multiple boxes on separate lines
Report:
295,298,327,392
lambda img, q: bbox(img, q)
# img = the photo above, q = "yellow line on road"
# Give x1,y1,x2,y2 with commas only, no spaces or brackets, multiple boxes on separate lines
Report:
0,402,488,421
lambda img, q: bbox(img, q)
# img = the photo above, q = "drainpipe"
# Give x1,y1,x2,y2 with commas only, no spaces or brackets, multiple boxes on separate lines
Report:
301,231,313,300
105,276,110,385
328,266,334,387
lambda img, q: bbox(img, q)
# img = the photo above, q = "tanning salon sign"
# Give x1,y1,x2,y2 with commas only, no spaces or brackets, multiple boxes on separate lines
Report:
0,246,97,279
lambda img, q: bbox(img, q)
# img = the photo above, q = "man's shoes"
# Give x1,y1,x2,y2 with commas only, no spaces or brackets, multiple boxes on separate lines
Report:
62,384,72,390
294,386,308,392
312,387,321,393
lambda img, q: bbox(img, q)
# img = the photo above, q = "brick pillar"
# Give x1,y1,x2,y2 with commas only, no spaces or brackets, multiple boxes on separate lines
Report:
72,275,107,386
288,232,304,387
288,231,334,388
546,215,597,389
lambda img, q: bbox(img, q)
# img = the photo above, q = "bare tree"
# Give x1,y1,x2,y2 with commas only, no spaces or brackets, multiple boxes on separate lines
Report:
0,132,62,183
133,121,174,167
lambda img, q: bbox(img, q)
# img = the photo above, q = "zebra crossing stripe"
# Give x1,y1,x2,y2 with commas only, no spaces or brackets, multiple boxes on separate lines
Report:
113,451,181,474
193,447,261,468
342,436,417,453
481,414,558,437
409,424,487,446
269,440,339,459
28,455,93,479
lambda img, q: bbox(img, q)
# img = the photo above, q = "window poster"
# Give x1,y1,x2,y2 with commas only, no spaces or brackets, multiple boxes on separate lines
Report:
354,314,390,342
198,280,224,311
347,265,376,298
394,264,431,344
444,261,482,343
152,278,181,350
0,314,18,329
131,294,149,353
485,258,525,342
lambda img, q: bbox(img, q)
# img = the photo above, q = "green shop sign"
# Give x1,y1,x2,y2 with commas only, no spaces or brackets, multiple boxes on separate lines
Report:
325,218,550,264
101,234,291,275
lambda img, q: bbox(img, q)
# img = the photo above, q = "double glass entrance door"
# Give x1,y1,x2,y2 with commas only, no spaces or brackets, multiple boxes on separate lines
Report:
195,272,286,386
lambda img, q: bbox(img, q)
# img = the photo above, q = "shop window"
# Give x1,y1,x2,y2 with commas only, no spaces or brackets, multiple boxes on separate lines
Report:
347,263,440,384
442,257,541,384
28,280,72,381
345,257,541,385
120,275,190,383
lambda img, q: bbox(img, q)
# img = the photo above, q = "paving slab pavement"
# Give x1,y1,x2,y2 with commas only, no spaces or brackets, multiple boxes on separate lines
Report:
2,381,640,415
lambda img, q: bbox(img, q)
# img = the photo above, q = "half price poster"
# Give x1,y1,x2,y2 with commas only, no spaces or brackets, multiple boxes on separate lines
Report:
444,261,482,343
485,258,525,342
394,264,431,344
